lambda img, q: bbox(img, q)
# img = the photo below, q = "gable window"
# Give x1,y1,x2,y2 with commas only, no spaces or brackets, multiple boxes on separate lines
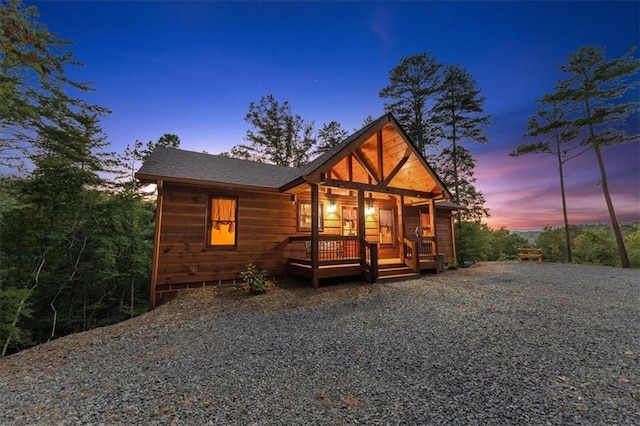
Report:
209,196,237,247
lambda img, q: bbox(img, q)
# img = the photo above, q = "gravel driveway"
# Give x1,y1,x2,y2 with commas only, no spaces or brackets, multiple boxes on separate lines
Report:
1,261,639,425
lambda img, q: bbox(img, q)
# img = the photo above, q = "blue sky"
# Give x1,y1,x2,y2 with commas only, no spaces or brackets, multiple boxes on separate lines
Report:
33,1,639,230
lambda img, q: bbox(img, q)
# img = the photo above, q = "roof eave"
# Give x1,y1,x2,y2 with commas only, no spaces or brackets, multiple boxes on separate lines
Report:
135,173,282,193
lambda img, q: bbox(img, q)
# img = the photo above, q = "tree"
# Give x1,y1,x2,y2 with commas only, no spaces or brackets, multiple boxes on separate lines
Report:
487,226,529,261
138,133,181,161
455,221,491,266
511,99,583,262
379,52,442,155
548,46,639,268
313,121,348,156
432,64,490,225
0,0,109,171
226,95,315,167
430,145,489,222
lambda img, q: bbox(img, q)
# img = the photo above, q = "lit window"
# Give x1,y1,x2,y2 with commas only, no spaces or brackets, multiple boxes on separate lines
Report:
209,196,237,246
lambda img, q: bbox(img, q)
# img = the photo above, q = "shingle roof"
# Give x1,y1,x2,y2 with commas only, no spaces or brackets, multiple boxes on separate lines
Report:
435,200,467,210
136,147,300,189
135,113,452,198
136,114,390,190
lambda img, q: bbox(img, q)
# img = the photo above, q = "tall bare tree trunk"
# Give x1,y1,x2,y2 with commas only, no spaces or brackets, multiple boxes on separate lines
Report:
556,137,573,263
593,144,630,267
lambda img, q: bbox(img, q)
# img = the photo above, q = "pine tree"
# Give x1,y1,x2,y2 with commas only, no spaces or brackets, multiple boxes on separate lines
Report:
431,64,490,223
379,53,442,155
229,95,316,167
548,46,640,268
0,0,110,171
314,121,348,156
430,145,489,222
511,99,583,262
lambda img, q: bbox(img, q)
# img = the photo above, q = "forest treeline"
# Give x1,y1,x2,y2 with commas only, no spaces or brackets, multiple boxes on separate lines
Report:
457,222,640,268
1,0,638,356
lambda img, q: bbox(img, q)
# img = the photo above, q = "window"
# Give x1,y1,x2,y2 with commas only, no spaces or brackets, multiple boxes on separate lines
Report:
342,206,358,236
297,201,323,231
209,196,237,247
378,208,395,245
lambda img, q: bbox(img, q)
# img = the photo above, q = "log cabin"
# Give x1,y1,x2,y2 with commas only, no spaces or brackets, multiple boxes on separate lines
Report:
136,113,462,308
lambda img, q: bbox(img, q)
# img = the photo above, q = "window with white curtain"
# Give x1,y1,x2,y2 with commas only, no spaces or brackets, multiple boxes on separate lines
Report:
209,196,237,246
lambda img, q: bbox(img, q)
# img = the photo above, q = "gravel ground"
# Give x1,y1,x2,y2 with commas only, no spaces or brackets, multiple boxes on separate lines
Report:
1,261,639,425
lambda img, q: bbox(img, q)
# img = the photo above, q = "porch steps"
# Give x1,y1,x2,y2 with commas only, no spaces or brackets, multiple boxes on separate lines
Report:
377,263,419,282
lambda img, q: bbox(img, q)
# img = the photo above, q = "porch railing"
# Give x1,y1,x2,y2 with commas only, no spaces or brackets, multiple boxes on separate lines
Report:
288,235,360,264
418,236,436,258
403,238,419,273
287,235,378,283
361,238,378,283
403,236,437,272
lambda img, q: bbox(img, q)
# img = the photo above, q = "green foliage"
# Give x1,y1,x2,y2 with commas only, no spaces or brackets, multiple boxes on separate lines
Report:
225,95,316,167
0,0,110,171
138,133,181,161
546,45,640,268
379,52,442,155
0,287,32,355
455,221,491,266
430,146,489,222
572,229,617,267
487,226,529,260
380,54,490,223
0,1,156,355
239,263,268,295
432,64,490,146
314,121,348,156
534,223,639,267
536,225,569,263
625,227,640,268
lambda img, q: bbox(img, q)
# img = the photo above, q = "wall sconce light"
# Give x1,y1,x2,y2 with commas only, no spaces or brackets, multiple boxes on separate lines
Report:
290,194,297,205
365,194,375,215
327,200,337,213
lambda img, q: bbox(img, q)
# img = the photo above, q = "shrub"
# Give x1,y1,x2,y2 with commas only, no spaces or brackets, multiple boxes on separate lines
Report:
239,263,267,295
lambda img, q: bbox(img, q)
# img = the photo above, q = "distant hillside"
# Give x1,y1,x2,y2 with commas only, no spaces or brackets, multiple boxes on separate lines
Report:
511,221,639,246
511,230,541,245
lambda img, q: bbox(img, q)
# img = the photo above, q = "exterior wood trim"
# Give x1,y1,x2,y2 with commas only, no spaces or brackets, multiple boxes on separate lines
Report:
377,129,384,181
323,178,435,199
358,189,366,258
380,148,411,187
451,215,457,263
353,148,381,184
150,180,164,309
136,173,281,193
310,183,319,288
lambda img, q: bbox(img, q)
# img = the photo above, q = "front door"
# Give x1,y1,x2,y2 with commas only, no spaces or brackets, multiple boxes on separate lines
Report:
378,207,398,259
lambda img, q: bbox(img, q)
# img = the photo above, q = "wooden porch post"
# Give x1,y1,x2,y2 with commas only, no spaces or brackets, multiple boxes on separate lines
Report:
357,189,365,257
310,183,320,288
399,195,405,263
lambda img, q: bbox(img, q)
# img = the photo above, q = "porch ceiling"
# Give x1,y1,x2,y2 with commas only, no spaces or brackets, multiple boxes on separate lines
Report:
327,124,441,194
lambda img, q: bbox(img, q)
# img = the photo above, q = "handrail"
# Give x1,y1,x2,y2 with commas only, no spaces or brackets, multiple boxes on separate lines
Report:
360,238,378,283
287,235,360,263
403,238,419,273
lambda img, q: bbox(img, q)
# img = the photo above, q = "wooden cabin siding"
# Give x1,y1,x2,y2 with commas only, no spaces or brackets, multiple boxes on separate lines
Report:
155,183,295,305
435,211,455,265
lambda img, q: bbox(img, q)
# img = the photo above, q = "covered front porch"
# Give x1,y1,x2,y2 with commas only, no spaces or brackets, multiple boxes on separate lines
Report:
284,186,441,287
279,114,454,287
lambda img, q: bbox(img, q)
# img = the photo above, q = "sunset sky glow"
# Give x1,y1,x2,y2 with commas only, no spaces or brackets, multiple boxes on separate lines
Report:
33,1,640,230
